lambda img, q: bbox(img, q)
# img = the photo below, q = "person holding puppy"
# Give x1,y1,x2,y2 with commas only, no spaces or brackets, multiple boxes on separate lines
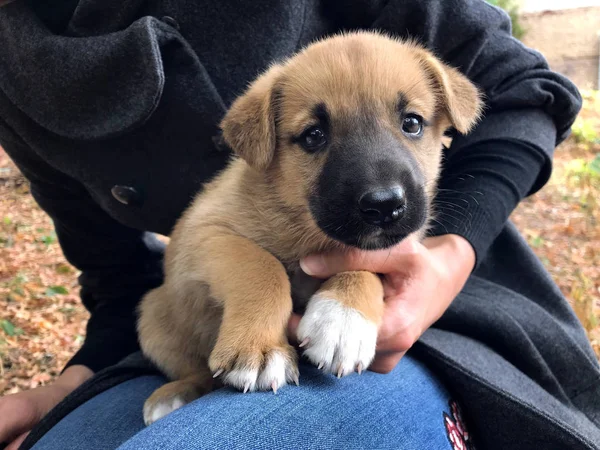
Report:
0,1,598,450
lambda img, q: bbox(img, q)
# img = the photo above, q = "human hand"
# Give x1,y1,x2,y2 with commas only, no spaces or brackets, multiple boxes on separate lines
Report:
288,234,475,374
0,365,93,450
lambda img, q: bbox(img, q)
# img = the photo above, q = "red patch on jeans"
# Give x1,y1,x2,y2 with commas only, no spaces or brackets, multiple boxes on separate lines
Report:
444,400,475,450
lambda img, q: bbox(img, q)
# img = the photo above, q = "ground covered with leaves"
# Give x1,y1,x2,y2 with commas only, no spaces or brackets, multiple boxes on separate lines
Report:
0,165,88,394
1,93,599,395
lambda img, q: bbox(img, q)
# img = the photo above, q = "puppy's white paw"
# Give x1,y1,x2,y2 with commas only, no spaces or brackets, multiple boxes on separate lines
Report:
143,395,186,426
297,296,377,377
256,350,295,392
223,350,287,392
212,347,299,393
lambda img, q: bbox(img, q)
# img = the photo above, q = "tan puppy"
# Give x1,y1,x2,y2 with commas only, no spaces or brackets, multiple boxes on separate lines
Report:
138,31,482,425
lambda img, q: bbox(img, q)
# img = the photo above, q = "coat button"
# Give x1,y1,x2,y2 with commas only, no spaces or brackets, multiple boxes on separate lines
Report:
111,185,143,206
161,16,180,30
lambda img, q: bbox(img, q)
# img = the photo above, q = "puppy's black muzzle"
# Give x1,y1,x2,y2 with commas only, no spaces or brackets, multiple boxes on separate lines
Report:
309,124,429,250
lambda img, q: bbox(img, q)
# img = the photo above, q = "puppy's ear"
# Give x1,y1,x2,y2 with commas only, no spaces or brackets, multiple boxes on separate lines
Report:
220,65,283,171
419,53,483,134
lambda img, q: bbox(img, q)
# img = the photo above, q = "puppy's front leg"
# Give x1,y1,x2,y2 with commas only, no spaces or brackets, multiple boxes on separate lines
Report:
297,271,384,377
203,233,299,392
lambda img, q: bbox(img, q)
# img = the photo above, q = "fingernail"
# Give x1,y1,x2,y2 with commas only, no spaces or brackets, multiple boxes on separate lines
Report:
300,255,325,276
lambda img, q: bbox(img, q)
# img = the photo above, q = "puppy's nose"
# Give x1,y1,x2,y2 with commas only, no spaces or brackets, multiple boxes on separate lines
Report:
358,187,406,226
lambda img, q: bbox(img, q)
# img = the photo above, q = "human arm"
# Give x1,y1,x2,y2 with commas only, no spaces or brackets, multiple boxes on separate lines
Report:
287,234,474,373
0,130,166,373
0,120,164,444
0,365,93,450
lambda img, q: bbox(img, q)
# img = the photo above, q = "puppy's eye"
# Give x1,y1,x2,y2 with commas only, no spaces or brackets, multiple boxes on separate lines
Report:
300,126,327,151
402,114,423,136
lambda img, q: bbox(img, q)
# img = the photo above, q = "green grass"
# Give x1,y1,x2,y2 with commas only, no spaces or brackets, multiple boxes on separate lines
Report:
1,319,24,337
572,120,600,145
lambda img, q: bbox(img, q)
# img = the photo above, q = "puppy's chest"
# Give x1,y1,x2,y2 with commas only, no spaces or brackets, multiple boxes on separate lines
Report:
286,263,324,314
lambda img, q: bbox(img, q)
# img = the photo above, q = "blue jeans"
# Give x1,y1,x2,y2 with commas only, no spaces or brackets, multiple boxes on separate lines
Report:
33,356,467,449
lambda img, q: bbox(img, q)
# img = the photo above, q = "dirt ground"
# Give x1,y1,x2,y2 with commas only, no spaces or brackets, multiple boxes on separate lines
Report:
1,92,599,395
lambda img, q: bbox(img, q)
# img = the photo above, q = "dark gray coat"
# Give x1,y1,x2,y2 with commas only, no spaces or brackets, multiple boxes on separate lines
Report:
0,0,598,448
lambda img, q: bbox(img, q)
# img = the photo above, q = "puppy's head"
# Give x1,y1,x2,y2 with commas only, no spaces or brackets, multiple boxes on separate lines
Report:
221,32,483,250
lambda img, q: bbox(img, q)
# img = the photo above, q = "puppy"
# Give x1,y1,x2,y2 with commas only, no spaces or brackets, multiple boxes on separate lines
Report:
138,31,482,425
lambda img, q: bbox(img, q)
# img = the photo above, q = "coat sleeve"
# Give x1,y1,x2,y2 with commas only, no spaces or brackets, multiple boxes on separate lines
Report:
325,0,582,264
0,120,164,373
